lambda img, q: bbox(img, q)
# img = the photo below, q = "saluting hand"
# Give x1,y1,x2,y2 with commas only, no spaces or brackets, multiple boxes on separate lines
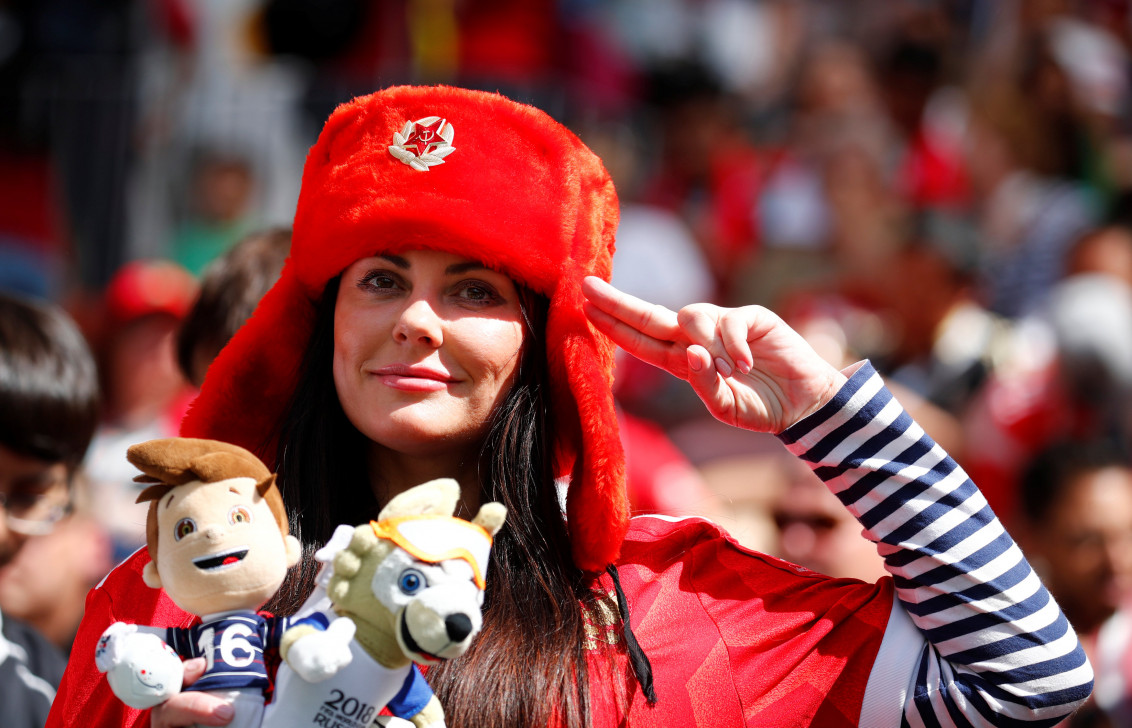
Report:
581,277,847,434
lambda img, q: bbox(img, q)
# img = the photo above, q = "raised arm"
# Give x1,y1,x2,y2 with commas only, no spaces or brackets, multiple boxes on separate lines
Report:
582,277,1094,725
778,363,1093,725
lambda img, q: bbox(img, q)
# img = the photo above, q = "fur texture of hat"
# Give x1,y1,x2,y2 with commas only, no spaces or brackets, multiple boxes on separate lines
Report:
181,85,626,572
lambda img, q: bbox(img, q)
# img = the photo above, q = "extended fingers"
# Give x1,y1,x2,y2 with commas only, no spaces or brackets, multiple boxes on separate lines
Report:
581,277,679,339
582,277,689,375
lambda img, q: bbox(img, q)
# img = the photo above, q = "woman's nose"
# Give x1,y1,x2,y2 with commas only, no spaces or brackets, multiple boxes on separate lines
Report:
394,299,444,346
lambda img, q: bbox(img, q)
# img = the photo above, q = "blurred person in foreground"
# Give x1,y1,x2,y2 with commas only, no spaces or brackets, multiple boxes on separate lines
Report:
1015,440,1132,727
0,292,100,727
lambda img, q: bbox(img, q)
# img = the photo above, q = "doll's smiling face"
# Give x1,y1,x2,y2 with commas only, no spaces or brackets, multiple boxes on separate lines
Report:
148,477,300,615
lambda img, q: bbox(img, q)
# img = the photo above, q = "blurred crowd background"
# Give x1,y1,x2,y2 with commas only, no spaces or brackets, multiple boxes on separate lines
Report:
3,0,1132,725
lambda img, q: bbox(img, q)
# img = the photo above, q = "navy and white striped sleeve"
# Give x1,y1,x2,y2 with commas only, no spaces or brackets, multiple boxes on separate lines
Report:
778,362,1094,727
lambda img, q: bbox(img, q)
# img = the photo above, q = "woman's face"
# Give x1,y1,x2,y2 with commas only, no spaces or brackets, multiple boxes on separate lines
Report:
333,249,525,460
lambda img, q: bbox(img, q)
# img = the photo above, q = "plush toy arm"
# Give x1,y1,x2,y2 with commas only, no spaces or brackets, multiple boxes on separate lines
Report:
386,665,443,727
407,696,445,728
280,615,356,683
95,621,138,672
371,699,446,728
374,716,442,728
94,622,183,709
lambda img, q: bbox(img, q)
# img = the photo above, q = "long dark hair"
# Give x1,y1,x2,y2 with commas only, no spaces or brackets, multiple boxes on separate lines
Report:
266,276,605,727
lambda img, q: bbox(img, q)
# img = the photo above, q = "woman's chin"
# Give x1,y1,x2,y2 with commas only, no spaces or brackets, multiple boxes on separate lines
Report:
359,408,488,454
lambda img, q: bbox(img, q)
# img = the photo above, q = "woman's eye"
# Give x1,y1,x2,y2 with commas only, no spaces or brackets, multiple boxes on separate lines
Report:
455,281,500,304
359,271,400,292
174,518,196,540
228,506,253,525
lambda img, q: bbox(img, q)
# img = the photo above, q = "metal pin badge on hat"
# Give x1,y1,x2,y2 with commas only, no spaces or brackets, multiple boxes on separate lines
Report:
388,117,456,171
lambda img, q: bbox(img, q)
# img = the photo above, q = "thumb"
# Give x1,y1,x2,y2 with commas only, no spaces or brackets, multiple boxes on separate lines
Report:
181,657,208,687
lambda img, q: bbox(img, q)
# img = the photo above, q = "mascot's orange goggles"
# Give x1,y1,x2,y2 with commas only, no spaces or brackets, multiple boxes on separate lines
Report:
371,515,493,589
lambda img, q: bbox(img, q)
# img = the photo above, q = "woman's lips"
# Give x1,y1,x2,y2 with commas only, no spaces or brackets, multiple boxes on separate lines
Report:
375,364,456,392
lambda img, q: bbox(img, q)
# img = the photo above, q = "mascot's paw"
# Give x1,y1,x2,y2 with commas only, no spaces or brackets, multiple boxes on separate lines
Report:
97,628,183,709
287,616,356,683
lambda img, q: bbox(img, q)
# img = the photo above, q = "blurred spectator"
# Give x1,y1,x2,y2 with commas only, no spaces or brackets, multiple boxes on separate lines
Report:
176,227,291,387
876,218,1004,417
962,262,1132,522
1015,439,1132,727
769,456,888,583
0,476,111,651
668,423,793,554
965,65,1098,318
639,60,763,300
128,0,305,266
169,149,259,275
0,292,101,726
742,39,900,308
878,31,969,210
1066,222,1132,286
83,260,198,560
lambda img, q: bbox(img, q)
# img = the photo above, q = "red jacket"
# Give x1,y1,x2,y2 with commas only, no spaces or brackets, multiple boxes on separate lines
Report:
48,516,892,727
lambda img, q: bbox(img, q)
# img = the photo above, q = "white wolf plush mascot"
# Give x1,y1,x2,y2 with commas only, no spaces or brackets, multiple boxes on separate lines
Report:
263,478,506,728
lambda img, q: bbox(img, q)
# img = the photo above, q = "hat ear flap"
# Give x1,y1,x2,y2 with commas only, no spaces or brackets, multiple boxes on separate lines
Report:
181,265,316,465
550,281,628,574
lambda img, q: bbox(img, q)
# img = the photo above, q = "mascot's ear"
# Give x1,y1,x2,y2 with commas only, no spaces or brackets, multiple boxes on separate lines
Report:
142,561,163,590
473,503,507,537
284,534,302,568
378,478,460,520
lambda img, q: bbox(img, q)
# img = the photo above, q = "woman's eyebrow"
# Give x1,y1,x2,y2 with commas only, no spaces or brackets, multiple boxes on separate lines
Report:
378,254,486,275
446,261,486,275
380,253,410,268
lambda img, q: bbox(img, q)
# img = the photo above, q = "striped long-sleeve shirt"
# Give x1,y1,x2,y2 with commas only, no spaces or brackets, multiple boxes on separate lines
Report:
597,362,1093,726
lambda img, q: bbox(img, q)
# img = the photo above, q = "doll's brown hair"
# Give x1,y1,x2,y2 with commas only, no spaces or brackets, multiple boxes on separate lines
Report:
130,438,289,563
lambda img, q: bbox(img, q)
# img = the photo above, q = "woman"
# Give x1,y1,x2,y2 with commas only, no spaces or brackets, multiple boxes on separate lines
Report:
49,85,1091,727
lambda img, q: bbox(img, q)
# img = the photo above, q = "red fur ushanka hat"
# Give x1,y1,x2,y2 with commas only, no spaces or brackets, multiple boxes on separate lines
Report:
181,85,627,573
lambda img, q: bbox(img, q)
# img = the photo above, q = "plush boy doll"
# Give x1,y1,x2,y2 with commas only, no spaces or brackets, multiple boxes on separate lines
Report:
95,438,353,727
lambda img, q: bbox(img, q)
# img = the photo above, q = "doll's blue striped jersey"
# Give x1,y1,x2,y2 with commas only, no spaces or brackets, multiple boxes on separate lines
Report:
163,611,328,692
